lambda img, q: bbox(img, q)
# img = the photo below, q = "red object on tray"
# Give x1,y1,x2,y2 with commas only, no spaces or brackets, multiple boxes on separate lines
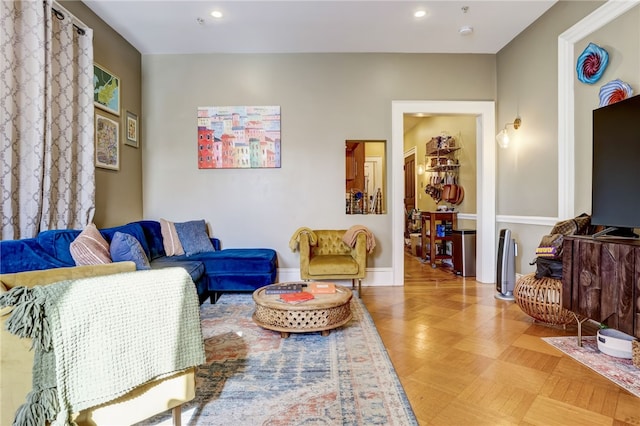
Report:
279,292,315,304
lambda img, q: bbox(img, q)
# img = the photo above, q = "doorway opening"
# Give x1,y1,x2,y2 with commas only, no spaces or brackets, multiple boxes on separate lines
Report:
391,101,497,285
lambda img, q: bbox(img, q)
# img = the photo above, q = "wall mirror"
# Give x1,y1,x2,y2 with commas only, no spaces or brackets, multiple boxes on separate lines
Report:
345,140,386,214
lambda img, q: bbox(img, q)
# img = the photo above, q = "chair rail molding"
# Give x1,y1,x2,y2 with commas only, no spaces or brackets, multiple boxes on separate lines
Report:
496,215,559,227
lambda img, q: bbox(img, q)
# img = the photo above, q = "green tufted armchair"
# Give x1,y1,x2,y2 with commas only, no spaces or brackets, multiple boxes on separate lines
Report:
298,229,367,297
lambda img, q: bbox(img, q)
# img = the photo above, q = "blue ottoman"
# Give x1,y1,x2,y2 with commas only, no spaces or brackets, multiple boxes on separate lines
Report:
192,248,278,302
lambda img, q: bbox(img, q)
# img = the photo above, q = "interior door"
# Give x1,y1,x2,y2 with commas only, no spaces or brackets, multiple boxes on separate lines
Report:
404,153,416,217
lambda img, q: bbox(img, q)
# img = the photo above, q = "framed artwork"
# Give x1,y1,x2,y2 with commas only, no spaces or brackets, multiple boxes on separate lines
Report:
95,113,119,170
125,111,138,147
196,106,281,169
93,63,120,116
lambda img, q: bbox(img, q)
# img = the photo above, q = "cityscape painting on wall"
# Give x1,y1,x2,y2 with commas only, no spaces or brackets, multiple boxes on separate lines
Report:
197,106,281,169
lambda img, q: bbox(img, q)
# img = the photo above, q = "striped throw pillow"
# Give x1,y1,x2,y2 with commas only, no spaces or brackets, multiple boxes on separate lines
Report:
160,218,185,256
69,223,112,265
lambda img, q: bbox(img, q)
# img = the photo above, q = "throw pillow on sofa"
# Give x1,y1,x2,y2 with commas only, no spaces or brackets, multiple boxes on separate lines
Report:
69,224,111,265
174,220,215,256
110,232,151,270
160,218,185,256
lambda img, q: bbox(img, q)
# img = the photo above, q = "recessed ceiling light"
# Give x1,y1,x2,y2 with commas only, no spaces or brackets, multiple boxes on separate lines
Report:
459,26,473,36
211,10,223,19
414,10,427,18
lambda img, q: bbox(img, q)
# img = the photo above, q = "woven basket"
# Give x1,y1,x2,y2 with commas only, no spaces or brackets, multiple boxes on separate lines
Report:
514,273,574,325
633,340,640,369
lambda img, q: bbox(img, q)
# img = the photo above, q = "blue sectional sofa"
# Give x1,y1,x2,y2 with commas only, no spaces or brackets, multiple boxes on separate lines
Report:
0,220,278,303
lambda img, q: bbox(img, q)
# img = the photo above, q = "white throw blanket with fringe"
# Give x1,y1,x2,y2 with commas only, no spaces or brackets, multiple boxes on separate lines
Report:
0,267,205,426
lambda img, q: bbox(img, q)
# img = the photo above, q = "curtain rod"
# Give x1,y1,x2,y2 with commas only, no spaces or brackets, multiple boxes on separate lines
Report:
50,3,87,36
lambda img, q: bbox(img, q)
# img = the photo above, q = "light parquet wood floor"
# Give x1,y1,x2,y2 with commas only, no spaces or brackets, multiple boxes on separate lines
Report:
360,252,640,426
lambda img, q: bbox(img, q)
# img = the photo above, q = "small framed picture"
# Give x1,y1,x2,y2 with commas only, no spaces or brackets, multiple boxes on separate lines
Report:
95,113,119,170
125,111,138,148
93,63,120,116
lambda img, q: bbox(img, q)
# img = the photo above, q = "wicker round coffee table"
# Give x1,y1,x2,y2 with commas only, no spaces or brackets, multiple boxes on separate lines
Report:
252,283,353,338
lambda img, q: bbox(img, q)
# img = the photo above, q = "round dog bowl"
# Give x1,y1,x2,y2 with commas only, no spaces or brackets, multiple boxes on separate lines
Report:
596,328,636,359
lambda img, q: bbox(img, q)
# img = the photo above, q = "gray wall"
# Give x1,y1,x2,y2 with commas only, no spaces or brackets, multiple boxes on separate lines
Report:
573,5,640,215
494,0,639,272
142,53,495,272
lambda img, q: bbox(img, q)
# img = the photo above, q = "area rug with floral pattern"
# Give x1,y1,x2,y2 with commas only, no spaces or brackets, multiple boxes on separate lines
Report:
139,293,417,425
542,336,640,398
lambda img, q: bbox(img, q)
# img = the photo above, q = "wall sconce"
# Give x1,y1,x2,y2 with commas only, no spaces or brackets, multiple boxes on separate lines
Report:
417,163,425,175
496,116,522,149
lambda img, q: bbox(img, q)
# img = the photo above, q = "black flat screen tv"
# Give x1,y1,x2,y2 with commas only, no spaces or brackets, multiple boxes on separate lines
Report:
591,94,640,237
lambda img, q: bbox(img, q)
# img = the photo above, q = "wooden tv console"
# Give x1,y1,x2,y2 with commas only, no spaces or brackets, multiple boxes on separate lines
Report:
561,235,639,338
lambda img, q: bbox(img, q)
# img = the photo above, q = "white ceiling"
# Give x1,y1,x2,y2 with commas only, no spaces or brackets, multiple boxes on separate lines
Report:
81,0,557,55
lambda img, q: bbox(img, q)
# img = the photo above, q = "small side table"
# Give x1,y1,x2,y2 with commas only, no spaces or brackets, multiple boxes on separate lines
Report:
514,273,575,326
515,273,589,346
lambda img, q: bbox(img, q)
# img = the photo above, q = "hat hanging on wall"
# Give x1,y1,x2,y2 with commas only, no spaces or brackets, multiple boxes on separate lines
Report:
576,42,609,85
599,79,633,107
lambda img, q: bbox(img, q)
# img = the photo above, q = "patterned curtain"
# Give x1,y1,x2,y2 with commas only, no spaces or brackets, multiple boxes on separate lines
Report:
0,0,95,240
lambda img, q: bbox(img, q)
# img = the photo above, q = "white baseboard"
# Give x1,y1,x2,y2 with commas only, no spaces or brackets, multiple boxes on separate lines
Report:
277,267,398,287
